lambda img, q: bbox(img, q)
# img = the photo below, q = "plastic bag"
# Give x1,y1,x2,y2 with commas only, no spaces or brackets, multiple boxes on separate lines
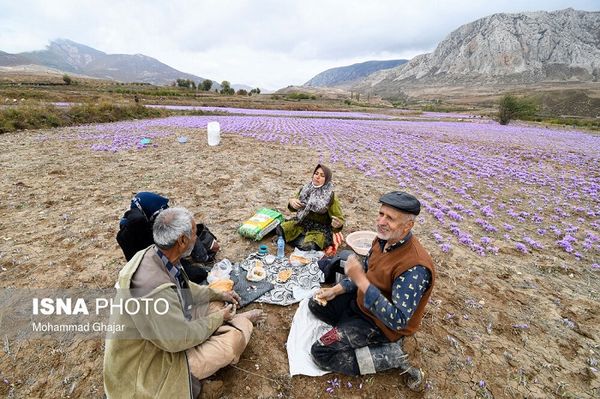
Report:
238,208,283,241
207,259,233,283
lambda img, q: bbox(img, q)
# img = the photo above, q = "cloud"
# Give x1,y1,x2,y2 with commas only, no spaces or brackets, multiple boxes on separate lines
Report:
0,0,598,89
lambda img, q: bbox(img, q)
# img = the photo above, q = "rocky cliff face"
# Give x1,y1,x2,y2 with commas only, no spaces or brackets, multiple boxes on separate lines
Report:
360,8,600,96
45,39,105,69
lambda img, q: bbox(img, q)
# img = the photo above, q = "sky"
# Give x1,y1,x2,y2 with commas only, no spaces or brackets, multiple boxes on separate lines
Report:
0,0,597,90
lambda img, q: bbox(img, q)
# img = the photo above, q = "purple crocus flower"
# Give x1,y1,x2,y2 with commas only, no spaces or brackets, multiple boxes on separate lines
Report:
515,243,528,254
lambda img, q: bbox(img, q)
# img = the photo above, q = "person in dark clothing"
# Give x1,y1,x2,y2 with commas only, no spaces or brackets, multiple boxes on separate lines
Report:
116,192,218,283
309,191,435,391
117,192,169,261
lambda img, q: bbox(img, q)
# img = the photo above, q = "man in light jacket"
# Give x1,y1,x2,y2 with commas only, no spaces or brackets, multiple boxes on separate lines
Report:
104,207,263,398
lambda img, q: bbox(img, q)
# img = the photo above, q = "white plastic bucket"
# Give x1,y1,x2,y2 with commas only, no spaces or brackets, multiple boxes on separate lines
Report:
207,121,221,146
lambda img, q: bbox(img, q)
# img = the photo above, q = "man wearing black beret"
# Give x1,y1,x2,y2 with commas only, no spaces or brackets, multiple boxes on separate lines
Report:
309,191,435,391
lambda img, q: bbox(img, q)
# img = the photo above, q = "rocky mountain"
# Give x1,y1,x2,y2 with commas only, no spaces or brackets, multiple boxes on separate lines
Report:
356,8,600,98
21,39,106,73
304,59,407,88
0,50,33,67
0,39,218,87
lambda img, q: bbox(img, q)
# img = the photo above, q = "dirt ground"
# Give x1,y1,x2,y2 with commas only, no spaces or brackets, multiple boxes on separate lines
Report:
0,122,598,399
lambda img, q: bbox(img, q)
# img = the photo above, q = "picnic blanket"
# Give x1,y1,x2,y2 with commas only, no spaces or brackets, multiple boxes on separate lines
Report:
230,269,274,308
286,297,332,376
239,252,324,306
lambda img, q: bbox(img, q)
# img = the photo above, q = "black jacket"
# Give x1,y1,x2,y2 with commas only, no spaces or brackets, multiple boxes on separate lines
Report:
116,208,153,261
116,211,211,284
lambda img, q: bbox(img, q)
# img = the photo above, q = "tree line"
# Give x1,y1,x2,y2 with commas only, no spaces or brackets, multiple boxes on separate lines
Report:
174,79,260,96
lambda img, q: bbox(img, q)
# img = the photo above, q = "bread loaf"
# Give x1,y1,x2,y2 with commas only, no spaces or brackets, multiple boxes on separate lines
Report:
208,279,234,292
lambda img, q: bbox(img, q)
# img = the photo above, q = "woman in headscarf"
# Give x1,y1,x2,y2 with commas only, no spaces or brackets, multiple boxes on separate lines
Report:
280,164,344,251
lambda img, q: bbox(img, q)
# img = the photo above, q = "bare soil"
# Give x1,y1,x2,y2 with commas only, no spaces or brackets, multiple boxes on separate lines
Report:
0,124,598,398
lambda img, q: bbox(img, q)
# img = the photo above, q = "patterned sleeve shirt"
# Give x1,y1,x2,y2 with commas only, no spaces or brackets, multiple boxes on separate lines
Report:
339,274,357,293
363,265,431,331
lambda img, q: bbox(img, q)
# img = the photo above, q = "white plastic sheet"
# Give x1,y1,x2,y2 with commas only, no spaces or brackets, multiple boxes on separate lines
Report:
286,296,333,376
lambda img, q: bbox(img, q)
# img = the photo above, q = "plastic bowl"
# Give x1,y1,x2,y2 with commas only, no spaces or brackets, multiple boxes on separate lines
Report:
264,255,276,265
345,231,377,256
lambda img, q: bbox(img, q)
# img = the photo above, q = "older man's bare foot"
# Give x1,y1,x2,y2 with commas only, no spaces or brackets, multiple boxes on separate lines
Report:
238,309,265,323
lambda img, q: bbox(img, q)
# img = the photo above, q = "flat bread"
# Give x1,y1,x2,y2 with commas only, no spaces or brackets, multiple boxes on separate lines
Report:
208,279,234,292
277,268,293,283
289,254,311,265
313,293,327,306
247,261,267,282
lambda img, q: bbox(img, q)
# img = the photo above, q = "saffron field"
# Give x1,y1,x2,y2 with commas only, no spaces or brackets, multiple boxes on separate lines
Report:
2,106,599,398
39,109,600,272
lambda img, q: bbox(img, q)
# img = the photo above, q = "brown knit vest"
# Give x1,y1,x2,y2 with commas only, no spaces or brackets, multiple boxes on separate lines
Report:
357,235,435,341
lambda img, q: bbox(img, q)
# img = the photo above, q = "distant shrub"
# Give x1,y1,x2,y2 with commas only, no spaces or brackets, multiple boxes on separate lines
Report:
286,92,315,100
107,87,185,97
67,102,164,124
543,117,600,130
422,103,469,113
176,79,196,89
220,81,234,95
62,74,72,85
0,102,164,134
201,79,213,91
498,95,537,125
0,104,62,132
149,88,183,97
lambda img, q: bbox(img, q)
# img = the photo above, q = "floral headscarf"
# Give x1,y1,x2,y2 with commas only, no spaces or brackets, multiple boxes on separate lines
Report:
296,164,334,221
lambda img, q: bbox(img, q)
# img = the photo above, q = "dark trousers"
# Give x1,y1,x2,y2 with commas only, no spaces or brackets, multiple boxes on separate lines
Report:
309,293,389,375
